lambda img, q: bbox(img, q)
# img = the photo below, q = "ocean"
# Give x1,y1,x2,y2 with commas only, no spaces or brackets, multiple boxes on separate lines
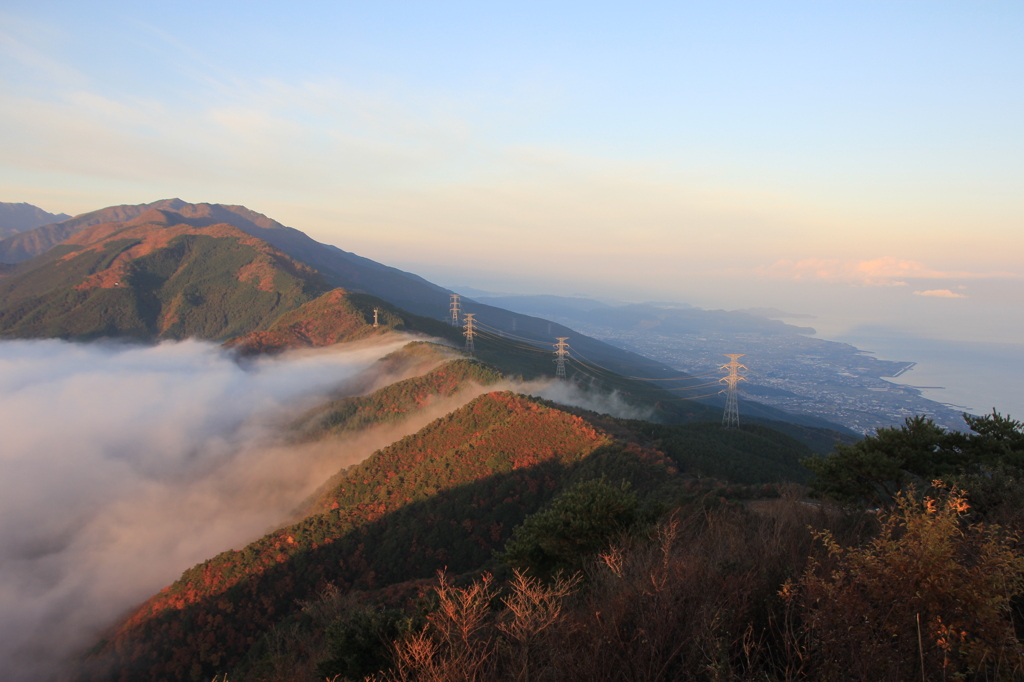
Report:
831,333,1024,422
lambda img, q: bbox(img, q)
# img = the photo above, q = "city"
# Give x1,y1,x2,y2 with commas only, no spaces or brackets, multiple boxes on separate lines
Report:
557,319,969,434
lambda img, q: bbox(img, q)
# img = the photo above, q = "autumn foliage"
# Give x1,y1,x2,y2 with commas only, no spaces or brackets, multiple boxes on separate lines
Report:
786,484,1024,681
371,487,1024,682
224,290,413,355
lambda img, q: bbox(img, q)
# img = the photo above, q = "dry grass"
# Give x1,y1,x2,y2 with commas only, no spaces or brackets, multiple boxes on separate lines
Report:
297,491,1024,682
376,497,848,681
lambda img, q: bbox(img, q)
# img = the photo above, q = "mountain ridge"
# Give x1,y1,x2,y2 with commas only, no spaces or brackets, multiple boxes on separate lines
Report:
76,378,822,681
0,210,333,340
0,201,70,240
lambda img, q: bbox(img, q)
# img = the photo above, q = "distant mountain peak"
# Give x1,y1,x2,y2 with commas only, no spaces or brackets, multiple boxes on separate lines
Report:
0,201,71,239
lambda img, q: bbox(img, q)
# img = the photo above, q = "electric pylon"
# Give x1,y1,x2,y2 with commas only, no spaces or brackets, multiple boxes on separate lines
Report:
463,313,476,354
450,294,461,327
553,337,569,379
373,308,379,327
719,354,747,428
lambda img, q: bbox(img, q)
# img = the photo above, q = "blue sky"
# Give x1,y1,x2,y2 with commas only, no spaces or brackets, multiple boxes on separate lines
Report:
1,1,1022,341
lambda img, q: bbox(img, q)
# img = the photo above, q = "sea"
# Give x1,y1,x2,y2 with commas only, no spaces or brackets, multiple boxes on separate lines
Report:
831,333,1024,422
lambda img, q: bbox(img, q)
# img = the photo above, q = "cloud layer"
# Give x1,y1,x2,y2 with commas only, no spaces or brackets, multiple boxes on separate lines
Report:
0,338,410,681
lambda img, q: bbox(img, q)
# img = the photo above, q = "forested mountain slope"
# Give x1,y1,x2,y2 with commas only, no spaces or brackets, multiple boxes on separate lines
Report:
80,392,612,679
77,385,818,681
0,207,434,344
0,208,335,340
0,198,843,443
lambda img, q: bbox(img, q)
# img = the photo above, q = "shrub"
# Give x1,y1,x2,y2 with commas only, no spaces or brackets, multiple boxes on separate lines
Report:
498,478,643,580
317,607,419,681
786,484,1024,681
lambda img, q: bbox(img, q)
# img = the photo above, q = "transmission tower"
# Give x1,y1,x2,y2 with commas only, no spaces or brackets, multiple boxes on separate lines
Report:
463,313,476,354
450,294,461,327
719,354,747,428
553,337,570,379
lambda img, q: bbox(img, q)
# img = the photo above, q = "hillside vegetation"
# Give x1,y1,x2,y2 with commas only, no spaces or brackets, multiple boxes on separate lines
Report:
238,411,1024,682
77,379,837,681
291,358,503,444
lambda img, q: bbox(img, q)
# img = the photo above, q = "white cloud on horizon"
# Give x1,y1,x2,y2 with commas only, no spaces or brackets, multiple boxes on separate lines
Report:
914,289,968,298
756,257,1017,287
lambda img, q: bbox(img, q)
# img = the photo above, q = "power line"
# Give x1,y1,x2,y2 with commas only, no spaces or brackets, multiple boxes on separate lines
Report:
474,319,725,383
472,328,552,355
460,315,748,408
566,358,609,385
474,320,554,346
664,391,729,402
561,342,715,385
564,357,723,402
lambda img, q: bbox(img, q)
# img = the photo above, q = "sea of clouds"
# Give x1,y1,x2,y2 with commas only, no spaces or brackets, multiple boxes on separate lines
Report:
0,337,414,681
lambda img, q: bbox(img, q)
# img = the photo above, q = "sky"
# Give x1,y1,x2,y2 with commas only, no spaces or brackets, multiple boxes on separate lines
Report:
1,1,1022,343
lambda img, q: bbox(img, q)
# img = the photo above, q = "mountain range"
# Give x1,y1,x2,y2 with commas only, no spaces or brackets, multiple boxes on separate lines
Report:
0,199,849,431
2,199,1019,682
78,363,817,681
0,197,1019,679
0,199,861,681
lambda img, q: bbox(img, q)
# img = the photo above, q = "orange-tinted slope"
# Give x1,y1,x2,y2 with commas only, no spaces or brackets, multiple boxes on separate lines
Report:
82,392,616,681
0,208,331,340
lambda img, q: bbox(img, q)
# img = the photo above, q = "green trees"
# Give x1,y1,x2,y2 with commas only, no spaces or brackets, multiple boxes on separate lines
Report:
499,478,645,579
803,411,1024,506
317,607,418,680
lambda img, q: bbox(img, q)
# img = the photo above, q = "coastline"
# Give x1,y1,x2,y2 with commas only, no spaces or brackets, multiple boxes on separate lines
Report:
830,334,1024,421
